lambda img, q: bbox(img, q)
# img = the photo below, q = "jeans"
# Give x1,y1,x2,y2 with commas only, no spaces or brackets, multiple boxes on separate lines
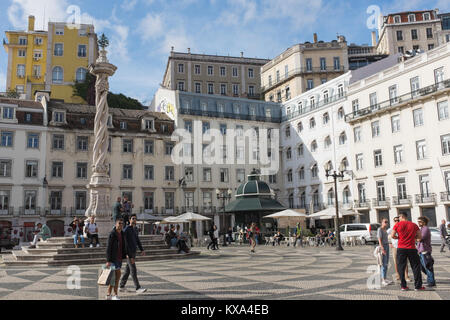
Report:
119,258,141,290
440,237,450,252
397,248,423,289
380,244,389,280
419,253,435,285
170,238,178,247
73,234,85,245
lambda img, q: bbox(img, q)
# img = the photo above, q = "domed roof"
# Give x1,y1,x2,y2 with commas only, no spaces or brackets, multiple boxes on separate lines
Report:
236,169,273,198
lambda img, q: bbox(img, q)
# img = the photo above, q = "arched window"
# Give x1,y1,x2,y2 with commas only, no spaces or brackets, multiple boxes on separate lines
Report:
52,66,63,83
287,169,293,182
341,157,349,170
323,112,330,125
337,84,344,98
339,131,347,145
343,187,351,204
285,125,291,137
297,121,303,132
327,188,334,205
300,192,306,208
309,117,316,129
286,147,292,159
324,136,332,149
299,167,305,180
326,160,333,171
310,96,316,108
311,164,318,178
297,144,304,156
338,107,345,120
323,90,329,103
298,101,304,113
288,194,294,208
75,67,87,82
311,140,318,152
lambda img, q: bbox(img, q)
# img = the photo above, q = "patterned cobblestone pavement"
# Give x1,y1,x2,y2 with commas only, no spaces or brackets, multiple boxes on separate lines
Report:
1,245,449,300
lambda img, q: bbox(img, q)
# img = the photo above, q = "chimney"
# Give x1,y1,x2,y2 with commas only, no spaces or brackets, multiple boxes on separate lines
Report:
187,48,190,53
171,46,174,52
28,15,35,32
241,51,244,58
313,33,318,43
371,31,377,47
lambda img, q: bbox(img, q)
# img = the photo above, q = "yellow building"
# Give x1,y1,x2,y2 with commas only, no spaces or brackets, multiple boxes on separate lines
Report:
3,16,98,103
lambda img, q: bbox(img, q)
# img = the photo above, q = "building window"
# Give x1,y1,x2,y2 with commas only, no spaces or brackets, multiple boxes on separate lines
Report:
394,145,403,164
195,82,201,93
323,112,329,125
220,84,226,95
249,85,255,97
207,66,213,75
194,65,201,74
54,43,63,56
24,191,37,210
178,63,184,73
438,101,449,120
50,191,62,210
208,83,214,94
286,147,292,160
77,136,88,151
428,44,435,50
389,85,398,104
203,168,212,182
0,160,12,178
354,127,362,142
394,15,401,23
339,132,347,145
396,30,403,41
411,29,418,40
165,166,174,180
27,133,39,149
144,165,154,180
307,79,314,90
76,68,87,82
220,123,227,135
75,192,87,211
18,49,26,57
413,45,420,51
232,84,239,95
371,121,380,137
426,28,433,39
297,144,304,157
52,134,64,150
2,107,14,120
423,13,430,21
297,122,303,132
122,139,133,153
311,140,318,152
77,44,87,57
374,150,383,167
202,122,210,135
144,192,154,211
285,125,290,138
76,162,88,179
165,192,174,210
178,82,185,91
408,14,415,22
122,165,132,180
236,169,245,183
324,136,332,149
356,154,363,170
376,181,386,201
333,57,340,70
143,140,154,154
391,115,400,132
306,58,312,71
397,178,407,199
51,162,63,178
287,169,293,182
309,117,316,129
413,108,424,126
52,67,63,83
165,142,174,155
24,160,38,178
320,57,326,71
441,134,450,155
299,167,305,180
419,174,431,196
311,164,318,178
220,66,226,76
248,68,254,78
232,67,238,77
53,111,65,123
358,183,366,202
220,168,229,183
398,46,404,54
410,76,420,97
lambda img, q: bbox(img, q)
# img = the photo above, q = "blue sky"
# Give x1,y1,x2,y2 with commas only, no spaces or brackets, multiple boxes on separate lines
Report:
1,0,449,105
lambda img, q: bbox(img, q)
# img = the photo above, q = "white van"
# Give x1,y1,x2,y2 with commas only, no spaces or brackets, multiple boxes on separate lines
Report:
339,223,381,244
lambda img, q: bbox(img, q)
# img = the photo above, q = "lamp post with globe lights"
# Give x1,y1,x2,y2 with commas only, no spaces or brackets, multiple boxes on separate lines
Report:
324,161,346,251
216,188,232,247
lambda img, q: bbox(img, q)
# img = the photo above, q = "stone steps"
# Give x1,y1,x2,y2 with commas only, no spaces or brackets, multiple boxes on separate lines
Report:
4,235,200,267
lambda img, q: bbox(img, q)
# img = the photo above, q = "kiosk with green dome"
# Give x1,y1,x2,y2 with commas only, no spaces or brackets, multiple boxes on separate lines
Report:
225,169,285,236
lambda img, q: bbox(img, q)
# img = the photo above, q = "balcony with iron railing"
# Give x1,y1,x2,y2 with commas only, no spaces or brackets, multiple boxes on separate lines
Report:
0,206,14,216
415,193,436,205
282,92,347,122
179,107,281,123
354,199,370,209
372,197,390,208
392,196,413,207
440,192,450,203
262,66,346,92
345,79,450,122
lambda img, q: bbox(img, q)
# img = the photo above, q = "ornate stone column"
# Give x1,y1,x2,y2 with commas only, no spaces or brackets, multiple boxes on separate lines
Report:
85,35,117,238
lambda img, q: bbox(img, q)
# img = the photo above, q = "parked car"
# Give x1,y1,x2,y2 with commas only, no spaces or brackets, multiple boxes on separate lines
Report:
429,227,450,246
339,223,381,244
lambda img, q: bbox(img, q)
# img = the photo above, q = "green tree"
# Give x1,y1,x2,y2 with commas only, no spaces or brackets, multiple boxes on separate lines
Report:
72,73,144,110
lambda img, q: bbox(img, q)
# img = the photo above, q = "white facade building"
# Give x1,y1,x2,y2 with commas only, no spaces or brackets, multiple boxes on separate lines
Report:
346,42,450,226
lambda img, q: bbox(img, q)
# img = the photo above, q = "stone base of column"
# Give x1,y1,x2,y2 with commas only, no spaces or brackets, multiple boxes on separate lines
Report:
96,217,114,239
85,174,113,238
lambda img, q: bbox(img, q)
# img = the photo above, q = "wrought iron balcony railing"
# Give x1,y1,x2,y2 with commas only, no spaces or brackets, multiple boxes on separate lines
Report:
415,193,436,204
392,196,412,206
346,79,450,122
372,197,390,208
179,108,281,123
354,200,370,209
440,192,450,202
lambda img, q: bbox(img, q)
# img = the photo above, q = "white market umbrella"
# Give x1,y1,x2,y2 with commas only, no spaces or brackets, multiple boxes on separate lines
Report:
160,216,188,224
263,209,307,229
308,206,361,220
174,212,211,238
137,213,162,221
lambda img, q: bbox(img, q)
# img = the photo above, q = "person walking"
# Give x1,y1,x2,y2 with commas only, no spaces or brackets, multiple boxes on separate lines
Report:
119,214,147,294
207,224,218,250
388,216,411,282
122,197,133,226
29,222,51,249
85,216,100,248
70,217,85,248
390,212,424,291
439,219,449,253
249,222,257,253
377,218,392,286
417,216,436,287
113,197,123,223
106,218,127,300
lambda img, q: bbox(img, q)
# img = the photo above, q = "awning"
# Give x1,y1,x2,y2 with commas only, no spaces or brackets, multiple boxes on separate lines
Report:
308,206,361,219
263,209,307,218
225,197,286,213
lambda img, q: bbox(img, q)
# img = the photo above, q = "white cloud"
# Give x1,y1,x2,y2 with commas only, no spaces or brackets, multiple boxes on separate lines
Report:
161,28,192,54
7,0,69,30
121,0,139,12
138,13,164,41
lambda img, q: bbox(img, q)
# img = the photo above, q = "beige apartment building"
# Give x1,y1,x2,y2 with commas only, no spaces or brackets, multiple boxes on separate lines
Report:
376,10,442,55
44,100,176,236
261,34,349,103
346,42,450,226
162,48,269,100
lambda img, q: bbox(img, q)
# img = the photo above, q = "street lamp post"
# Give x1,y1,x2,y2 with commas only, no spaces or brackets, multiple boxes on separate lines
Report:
216,188,232,247
324,162,346,251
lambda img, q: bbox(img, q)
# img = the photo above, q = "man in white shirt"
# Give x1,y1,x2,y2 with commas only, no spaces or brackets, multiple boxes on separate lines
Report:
85,216,100,248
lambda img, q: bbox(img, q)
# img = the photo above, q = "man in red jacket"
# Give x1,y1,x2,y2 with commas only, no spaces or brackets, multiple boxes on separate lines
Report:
390,212,424,291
